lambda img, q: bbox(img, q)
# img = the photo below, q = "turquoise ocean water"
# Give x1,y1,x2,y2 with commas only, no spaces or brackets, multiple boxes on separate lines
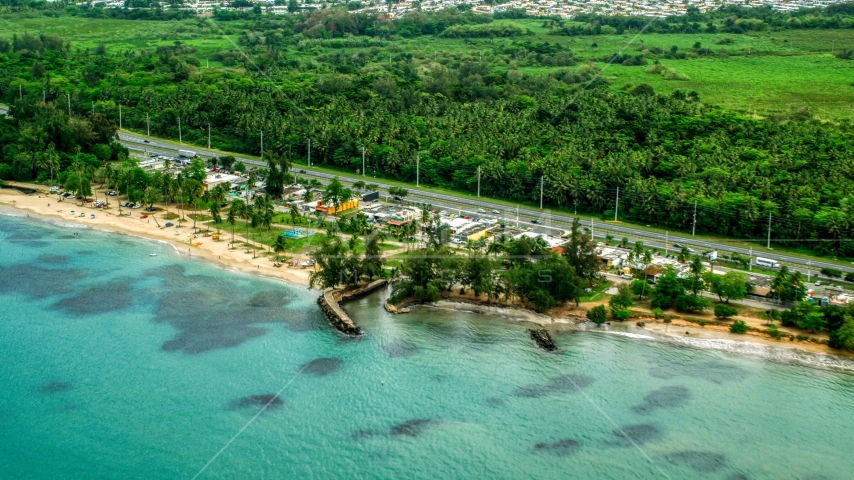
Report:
3,210,854,479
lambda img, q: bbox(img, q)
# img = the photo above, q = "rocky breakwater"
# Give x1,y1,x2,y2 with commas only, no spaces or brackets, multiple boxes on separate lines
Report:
528,329,557,351
317,292,361,335
317,279,389,336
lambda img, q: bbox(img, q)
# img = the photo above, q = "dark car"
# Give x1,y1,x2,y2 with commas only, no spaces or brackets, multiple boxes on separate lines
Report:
145,207,157,212
299,169,306,173
673,243,683,249
143,139,150,143
531,219,540,224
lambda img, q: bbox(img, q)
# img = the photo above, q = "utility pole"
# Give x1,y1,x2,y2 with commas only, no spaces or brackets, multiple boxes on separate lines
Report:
19,85,22,101
260,131,263,158
591,218,595,240
178,116,182,144
692,200,698,236
307,139,311,167
767,213,772,249
807,260,811,282
208,123,211,149
362,147,366,176
146,113,150,137
119,104,122,129
477,166,480,197
665,230,668,253
43,88,45,104
416,154,420,187
92,102,94,117
614,186,619,221
749,247,753,272
67,93,71,116
540,176,544,209
516,205,519,228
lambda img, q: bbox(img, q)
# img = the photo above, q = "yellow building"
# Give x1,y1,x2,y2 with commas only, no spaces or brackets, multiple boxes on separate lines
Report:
316,199,359,215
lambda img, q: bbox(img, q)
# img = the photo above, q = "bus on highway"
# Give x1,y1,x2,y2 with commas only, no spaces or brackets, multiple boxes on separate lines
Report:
755,257,779,269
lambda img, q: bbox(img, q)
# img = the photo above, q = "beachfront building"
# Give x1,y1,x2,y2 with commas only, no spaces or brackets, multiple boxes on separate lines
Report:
203,172,245,192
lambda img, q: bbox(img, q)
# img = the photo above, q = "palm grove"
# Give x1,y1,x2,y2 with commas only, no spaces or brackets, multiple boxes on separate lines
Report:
2,6,854,258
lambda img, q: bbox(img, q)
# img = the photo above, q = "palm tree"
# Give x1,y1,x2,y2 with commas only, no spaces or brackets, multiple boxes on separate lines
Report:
303,188,314,203
273,234,288,264
676,246,691,264
209,202,222,234
289,203,300,226
247,172,258,205
227,199,242,246
39,144,60,188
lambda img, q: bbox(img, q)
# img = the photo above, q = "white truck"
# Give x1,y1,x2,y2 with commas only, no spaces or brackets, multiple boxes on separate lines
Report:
178,149,196,158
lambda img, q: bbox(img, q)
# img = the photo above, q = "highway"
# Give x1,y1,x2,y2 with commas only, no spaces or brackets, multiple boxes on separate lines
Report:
117,131,854,276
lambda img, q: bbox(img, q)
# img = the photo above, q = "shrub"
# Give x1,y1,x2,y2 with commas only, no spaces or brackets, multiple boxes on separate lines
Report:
730,320,749,334
652,307,664,319
714,304,738,319
699,320,706,326
664,70,690,81
766,325,783,340
645,63,668,75
586,305,607,325
796,334,809,342
612,308,631,321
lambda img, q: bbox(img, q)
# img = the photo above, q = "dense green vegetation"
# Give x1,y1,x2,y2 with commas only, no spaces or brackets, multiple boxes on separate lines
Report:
2,5,854,258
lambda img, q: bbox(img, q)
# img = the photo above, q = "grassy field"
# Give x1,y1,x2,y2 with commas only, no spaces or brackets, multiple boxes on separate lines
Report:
3,13,854,119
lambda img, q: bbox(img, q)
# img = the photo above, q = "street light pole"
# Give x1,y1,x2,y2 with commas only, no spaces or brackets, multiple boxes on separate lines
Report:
540,176,544,209
208,123,211,149
119,103,122,129
692,200,698,236
260,131,263,158
308,139,311,167
178,116,182,144
67,93,71,116
477,166,481,197
614,186,619,221
146,113,150,137
416,154,419,187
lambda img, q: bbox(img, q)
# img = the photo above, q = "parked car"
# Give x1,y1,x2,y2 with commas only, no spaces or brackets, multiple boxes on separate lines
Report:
145,207,156,212
298,169,306,173
531,219,540,224
492,209,500,214
620,274,633,280
301,259,315,268
49,186,59,193
132,203,141,209
108,191,118,196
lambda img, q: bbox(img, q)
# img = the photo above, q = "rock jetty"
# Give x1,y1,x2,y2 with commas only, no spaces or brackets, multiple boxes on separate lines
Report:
317,279,388,335
528,329,557,351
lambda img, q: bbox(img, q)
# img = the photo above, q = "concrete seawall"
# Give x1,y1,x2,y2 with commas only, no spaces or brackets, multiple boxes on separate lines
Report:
317,279,388,336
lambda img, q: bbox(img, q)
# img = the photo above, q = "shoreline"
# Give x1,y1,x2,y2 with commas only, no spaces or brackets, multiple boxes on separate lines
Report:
4,187,853,363
0,189,313,288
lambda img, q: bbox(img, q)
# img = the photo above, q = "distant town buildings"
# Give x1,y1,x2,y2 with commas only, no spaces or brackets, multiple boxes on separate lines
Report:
89,0,851,18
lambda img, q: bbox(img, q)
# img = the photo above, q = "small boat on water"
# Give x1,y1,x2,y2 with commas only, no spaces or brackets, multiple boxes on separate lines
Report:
150,253,157,257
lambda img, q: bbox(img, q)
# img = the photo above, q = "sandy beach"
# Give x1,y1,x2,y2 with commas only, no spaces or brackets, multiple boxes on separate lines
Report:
0,185,312,287
4,183,853,362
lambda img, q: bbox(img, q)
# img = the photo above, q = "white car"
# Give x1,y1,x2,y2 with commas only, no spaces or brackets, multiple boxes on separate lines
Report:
620,274,633,280
132,203,141,209
49,186,59,193
492,209,500,214
478,208,486,213
108,191,118,196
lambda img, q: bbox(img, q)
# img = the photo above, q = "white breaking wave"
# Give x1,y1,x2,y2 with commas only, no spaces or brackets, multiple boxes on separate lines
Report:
570,322,854,372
